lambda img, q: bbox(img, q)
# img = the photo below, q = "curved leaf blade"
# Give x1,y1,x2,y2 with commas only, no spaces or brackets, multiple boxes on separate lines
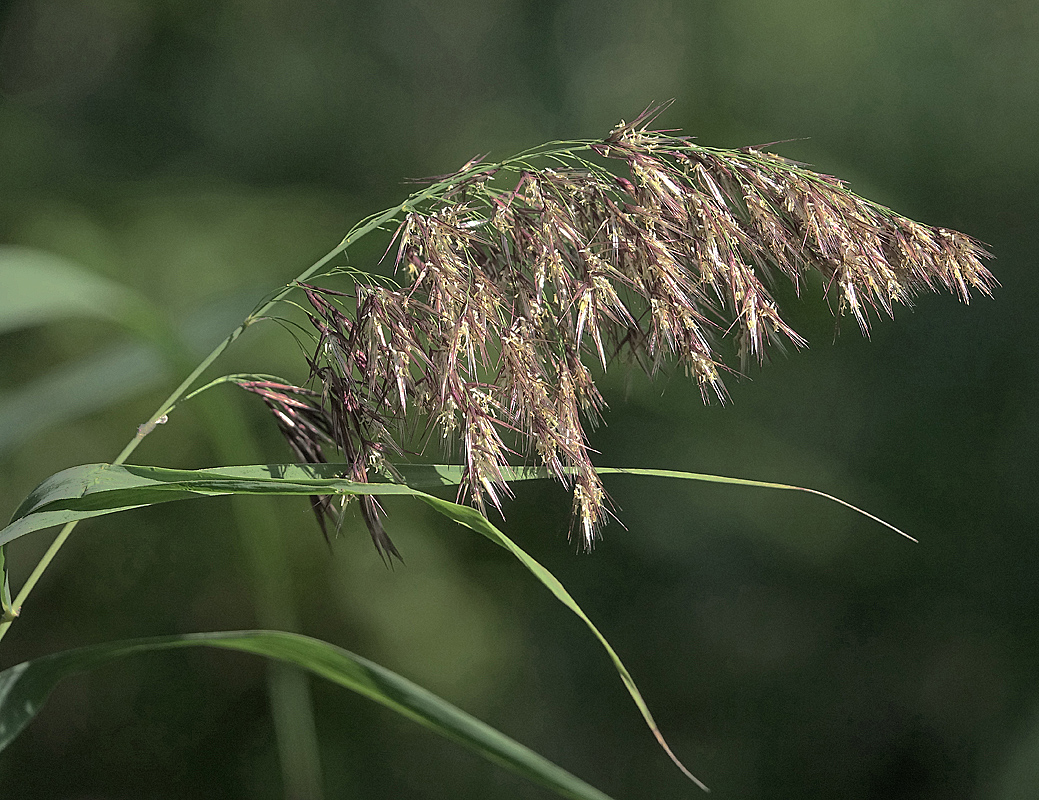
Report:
0,630,615,800
3,461,912,548
2,462,722,787
0,546,10,615
412,493,710,790
2,458,910,791
0,246,151,335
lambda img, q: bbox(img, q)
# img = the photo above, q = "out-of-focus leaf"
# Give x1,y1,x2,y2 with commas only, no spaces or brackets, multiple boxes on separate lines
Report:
0,246,152,334
0,630,616,800
0,292,266,456
0,343,165,455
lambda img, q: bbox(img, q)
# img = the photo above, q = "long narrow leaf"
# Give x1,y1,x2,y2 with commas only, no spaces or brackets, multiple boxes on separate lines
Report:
0,630,615,800
411,492,710,790
2,462,912,548
0,291,264,457
0,246,151,335
2,463,723,787
2,458,913,790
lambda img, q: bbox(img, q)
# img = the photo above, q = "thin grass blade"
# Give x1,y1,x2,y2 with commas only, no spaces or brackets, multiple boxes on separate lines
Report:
413,493,710,791
2,462,910,546
0,630,615,800
0,246,154,335
2,457,914,791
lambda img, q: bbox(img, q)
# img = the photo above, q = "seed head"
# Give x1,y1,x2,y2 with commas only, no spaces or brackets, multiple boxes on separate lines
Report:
248,108,994,556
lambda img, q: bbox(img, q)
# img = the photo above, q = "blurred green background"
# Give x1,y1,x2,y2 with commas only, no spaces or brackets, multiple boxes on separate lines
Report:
0,0,1035,797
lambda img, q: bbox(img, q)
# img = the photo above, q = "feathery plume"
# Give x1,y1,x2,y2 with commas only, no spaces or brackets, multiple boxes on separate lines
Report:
248,107,994,555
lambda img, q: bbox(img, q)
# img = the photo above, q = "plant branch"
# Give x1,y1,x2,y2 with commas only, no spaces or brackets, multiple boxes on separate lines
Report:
0,143,596,642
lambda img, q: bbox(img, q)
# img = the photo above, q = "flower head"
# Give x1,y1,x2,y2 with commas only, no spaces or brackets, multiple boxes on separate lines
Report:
250,108,994,556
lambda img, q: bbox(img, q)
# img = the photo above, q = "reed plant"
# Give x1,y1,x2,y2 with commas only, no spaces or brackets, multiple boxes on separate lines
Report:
0,105,993,798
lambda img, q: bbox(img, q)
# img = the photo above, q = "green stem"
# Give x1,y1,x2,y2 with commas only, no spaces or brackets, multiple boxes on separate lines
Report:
0,141,598,641
0,196,405,641
0,138,603,794
0,522,75,629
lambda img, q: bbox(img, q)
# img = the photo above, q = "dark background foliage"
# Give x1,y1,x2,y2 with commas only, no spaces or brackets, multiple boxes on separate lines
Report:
0,1,1035,797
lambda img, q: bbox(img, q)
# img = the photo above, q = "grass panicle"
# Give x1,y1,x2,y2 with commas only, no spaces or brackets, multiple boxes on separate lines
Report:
243,106,994,555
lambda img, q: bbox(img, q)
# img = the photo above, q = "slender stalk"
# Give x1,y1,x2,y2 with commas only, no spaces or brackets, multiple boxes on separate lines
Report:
0,144,596,643
0,118,993,633
0,522,75,630
0,184,428,639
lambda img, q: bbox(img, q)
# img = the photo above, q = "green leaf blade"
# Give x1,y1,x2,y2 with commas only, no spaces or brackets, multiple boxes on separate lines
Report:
3,456,912,792
0,246,153,335
1,462,710,787
0,631,616,800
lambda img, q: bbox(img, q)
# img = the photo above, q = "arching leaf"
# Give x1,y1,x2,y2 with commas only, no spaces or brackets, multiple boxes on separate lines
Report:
0,630,615,800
